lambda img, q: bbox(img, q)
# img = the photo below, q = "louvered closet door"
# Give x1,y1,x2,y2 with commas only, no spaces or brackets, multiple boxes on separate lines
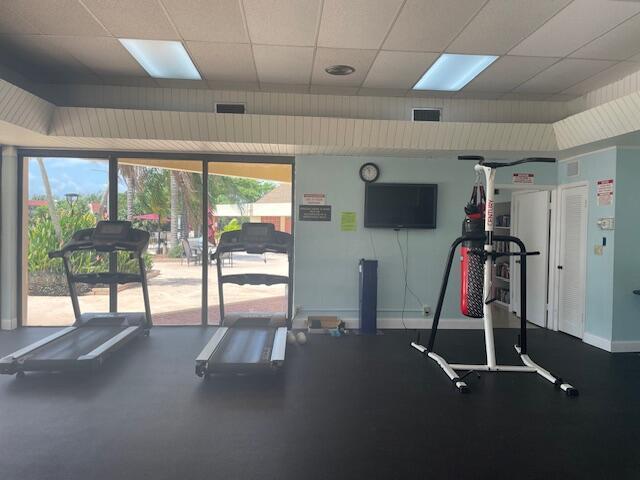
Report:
558,185,588,338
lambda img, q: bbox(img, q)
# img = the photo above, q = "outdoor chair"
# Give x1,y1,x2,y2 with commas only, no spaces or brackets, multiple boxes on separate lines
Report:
181,239,200,266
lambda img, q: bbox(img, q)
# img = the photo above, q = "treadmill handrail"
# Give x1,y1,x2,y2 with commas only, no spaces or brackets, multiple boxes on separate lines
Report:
215,242,291,255
220,273,290,286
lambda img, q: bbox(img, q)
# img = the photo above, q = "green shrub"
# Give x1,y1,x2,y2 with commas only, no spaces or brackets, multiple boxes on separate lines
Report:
28,205,153,278
223,218,242,233
168,244,184,258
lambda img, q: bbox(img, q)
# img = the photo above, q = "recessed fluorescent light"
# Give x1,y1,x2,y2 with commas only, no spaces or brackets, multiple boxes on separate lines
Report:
119,39,201,80
413,53,498,91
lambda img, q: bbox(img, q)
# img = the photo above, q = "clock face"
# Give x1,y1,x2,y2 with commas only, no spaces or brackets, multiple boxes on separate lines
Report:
360,163,379,182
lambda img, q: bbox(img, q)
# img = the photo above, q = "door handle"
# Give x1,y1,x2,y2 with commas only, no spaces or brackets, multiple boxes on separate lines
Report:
557,265,563,270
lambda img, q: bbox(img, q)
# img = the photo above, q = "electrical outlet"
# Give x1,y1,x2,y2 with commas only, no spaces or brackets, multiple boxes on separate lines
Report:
423,305,431,317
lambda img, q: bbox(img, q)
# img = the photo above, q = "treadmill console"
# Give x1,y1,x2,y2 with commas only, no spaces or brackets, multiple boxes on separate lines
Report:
242,222,274,244
218,223,291,255
92,221,132,241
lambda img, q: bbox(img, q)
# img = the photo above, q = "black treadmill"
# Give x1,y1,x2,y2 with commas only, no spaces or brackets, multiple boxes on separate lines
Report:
196,223,292,376
0,221,152,375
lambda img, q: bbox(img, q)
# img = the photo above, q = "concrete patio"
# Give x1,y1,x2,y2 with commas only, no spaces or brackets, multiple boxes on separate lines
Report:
26,253,289,326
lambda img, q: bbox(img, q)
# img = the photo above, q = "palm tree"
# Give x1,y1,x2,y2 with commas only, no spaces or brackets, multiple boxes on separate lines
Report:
169,171,179,248
118,164,149,221
36,158,62,244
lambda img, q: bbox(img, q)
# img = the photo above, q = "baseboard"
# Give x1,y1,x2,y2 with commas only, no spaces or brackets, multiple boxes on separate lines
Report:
610,340,640,353
292,316,483,330
1,317,17,331
582,332,612,352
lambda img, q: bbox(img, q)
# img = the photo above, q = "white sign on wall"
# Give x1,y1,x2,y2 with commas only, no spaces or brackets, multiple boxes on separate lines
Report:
303,193,326,205
512,173,535,184
597,179,614,206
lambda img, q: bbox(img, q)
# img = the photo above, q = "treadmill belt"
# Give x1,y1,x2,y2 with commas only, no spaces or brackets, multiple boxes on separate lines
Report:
22,326,129,361
212,328,276,365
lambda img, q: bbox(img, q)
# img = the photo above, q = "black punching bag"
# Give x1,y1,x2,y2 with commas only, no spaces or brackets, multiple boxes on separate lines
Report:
460,217,485,318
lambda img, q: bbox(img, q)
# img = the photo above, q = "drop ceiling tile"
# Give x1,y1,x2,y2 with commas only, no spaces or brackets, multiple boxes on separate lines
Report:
547,93,578,101
448,0,571,55
464,56,559,92
163,0,248,43
311,48,376,86
358,87,408,97
500,92,556,101
253,45,314,84
207,80,260,91
261,83,310,93
454,91,504,100
52,36,149,77
154,79,209,89
7,0,108,36
310,85,359,95
99,76,160,87
318,0,404,49
243,0,322,46
81,0,179,40
514,58,615,94
186,42,257,83
571,13,640,61
362,51,438,89
0,34,97,82
510,0,640,57
0,2,41,34
561,61,640,95
383,0,485,52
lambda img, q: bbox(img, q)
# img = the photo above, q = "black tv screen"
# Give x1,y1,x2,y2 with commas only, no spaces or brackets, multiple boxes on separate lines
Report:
364,183,438,229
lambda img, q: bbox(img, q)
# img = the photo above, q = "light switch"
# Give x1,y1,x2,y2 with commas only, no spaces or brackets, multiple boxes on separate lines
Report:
594,245,603,256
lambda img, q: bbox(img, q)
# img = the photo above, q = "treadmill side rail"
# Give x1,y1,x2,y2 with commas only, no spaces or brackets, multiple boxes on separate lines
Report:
77,326,141,361
195,328,229,376
0,327,77,373
270,327,287,364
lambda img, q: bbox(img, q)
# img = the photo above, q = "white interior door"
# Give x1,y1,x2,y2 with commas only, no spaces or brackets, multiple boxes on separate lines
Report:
557,184,587,338
512,190,551,327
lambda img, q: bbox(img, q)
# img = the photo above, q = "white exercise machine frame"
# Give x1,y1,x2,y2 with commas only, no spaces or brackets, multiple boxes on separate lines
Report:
411,156,578,396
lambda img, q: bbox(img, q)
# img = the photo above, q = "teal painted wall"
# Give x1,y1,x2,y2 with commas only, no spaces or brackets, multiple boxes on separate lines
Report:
293,155,557,322
612,148,640,342
558,149,616,341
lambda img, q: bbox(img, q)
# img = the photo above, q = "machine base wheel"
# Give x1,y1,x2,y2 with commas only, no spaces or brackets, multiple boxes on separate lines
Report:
15,371,25,378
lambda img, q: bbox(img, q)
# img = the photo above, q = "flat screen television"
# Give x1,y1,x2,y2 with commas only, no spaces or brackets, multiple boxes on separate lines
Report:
364,183,438,229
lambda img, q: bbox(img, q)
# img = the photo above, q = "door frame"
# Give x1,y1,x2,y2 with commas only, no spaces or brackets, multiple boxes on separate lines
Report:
510,188,552,327
548,181,589,335
496,183,555,327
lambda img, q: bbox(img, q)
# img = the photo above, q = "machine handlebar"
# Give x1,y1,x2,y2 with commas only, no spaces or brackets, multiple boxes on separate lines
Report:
458,155,556,168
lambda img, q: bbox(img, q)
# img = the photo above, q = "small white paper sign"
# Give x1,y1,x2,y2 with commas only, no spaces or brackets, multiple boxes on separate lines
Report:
512,173,535,184
303,193,326,205
597,179,614,206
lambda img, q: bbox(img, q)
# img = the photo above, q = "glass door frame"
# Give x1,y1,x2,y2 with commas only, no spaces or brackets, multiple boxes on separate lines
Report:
16,149,294,327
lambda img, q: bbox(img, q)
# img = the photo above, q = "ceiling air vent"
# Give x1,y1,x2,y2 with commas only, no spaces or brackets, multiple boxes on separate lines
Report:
412,108,441,122
215,103,245,114
566,160,580,177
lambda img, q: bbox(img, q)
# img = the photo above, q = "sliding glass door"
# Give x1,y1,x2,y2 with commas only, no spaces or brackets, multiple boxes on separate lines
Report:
20,153,293,327
116,159,203,325
206,161,292,325
22,156,110,326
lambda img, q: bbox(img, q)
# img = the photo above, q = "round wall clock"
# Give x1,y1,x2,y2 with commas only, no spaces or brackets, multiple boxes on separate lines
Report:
359,162,380,183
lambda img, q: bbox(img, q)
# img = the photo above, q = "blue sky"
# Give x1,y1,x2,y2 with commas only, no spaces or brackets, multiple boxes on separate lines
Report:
28,158,111,198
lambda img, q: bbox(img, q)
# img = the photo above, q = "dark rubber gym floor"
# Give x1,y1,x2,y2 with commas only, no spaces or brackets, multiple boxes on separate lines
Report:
1,327,639,480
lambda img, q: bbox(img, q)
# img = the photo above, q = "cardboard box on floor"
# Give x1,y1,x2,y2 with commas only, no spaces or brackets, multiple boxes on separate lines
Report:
306,315,344,334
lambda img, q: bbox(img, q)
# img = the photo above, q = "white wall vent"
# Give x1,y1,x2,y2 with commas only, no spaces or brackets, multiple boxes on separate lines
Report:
566,160,580,177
